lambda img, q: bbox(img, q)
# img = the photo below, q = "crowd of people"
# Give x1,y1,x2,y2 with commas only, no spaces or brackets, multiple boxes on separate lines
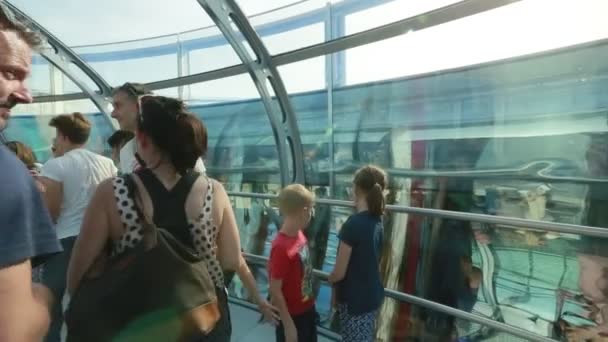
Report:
0,4,388,342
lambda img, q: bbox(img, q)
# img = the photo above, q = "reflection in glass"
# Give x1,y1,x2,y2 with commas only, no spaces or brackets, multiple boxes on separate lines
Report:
4,110,113,162
268,38,608,340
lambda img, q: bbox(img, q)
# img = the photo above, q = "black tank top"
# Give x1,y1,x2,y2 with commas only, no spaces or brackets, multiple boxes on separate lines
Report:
136,168,200,249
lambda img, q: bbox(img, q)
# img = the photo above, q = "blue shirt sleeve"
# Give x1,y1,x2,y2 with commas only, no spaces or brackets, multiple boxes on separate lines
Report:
338,216,358,247
0,147,62,268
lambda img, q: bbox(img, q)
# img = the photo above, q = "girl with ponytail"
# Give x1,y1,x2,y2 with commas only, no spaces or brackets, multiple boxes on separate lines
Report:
328,165,387,341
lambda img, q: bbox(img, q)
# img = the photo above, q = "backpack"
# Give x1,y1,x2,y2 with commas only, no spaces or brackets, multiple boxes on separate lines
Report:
65,174,220,341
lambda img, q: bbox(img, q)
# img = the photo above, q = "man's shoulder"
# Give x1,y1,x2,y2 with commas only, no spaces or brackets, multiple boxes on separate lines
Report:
0,148,61,267
42,155,65,168
0,147,30,188
88,150,115,165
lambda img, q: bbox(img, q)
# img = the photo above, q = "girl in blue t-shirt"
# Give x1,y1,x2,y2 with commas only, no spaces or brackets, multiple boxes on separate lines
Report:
329,165,387,341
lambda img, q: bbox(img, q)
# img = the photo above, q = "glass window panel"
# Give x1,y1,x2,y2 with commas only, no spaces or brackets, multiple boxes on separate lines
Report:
187,74,259,102
245,0,326,55
278,56,325,94
11,0,214,46
324,31,608,339
224,192,576,341
182,26,241,76
154,87,179,98
73,36,180,86
237,0,306,16
62,62,101,94
29,55,91,96
275,56,327,186
332,40,608,217
285,89,329,188
29,55,51,96
260,22,324,56
344,0,461,35
5,99,113,162
344,0,608,85
157,77,279,193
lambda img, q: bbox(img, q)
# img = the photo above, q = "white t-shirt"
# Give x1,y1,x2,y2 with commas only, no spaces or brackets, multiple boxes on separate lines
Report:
41,148,117,239
118,138,206,175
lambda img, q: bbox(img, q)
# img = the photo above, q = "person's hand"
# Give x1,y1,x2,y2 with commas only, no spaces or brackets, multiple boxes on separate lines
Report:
473,230,491,245
29,170,45,193
284,322,298,342
258,300,279,326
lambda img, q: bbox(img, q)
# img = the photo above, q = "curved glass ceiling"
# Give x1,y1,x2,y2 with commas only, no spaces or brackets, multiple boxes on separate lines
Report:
9,0,215,46
9,0,608,100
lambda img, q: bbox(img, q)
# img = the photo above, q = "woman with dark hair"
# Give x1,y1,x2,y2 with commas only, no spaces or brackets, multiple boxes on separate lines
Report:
328,165,387,341
66,96,241,341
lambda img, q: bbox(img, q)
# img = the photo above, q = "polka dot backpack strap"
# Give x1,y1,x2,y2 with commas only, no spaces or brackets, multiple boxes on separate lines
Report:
190,177,224,288
111,175,144,255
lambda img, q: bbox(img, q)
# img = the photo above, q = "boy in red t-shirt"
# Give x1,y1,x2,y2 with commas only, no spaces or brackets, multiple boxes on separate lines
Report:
269,184,317,342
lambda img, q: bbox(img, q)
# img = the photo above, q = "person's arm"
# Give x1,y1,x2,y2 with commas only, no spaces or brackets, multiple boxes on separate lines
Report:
270,279,297,342
213,181,241,272
39,159,65,222
39,177,62,222
67,180,112,294
328,218,355,284
0,260,54,342
236,255,278,324
328,241,352,284
0,153,62,341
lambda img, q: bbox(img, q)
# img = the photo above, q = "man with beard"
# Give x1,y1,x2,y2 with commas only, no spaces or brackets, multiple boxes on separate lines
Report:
0,3,62,341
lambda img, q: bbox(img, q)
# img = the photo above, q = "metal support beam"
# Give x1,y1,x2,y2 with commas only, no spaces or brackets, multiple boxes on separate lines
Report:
6,1,116,128
30,0,536,107
273,0,522,66
197,0,305,186
40,52,115,128
324,3,335,197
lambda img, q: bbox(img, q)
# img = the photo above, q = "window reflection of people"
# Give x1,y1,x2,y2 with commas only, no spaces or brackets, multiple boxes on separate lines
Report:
307,187,331,296
425,139,488,340
563,133,608,341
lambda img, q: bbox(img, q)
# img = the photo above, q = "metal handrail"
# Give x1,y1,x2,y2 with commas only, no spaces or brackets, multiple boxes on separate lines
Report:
205,161,608,185
241,253,556,342
228,191,608,239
